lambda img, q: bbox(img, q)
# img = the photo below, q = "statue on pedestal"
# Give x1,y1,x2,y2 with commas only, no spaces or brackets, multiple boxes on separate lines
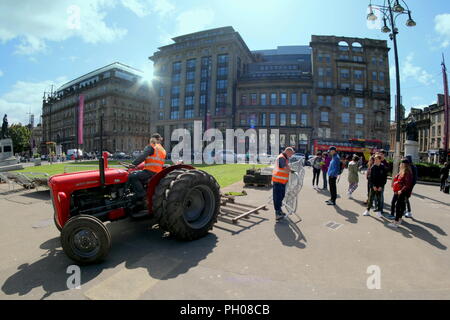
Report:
405,116,418,142
1,114,8,139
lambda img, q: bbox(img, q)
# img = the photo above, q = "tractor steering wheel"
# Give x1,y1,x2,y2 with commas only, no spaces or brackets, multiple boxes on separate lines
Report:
119,161,134,169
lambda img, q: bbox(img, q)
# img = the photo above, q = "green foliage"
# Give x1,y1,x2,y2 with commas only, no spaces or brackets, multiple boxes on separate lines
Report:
8,124,31,154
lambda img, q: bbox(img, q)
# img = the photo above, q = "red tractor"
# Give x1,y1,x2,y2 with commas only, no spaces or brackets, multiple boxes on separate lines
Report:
48,152,220,264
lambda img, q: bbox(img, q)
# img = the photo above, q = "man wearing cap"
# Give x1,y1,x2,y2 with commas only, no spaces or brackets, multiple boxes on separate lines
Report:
326,146,341,206
127,133,166,202
272,147,295,221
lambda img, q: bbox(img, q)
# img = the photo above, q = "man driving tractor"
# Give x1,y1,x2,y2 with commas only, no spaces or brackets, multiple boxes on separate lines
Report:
127,133,167,201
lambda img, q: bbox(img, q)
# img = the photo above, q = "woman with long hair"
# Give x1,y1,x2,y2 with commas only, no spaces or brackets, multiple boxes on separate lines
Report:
388,159,413,228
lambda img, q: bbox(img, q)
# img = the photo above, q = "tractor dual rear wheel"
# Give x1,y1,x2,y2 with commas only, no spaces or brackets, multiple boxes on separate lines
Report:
61,215,111,265
157,169,220,241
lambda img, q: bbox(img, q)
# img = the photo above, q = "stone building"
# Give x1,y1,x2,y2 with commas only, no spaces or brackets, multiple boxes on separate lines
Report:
149,27,391,152
41,62,152,154
388,94,449,163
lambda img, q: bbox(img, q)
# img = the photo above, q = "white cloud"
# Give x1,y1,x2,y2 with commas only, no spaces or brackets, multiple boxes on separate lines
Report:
0,0,127,55
402,53,436,86
435,13,450,48
121,0,174,17
0,77,68,125
159,7,216,45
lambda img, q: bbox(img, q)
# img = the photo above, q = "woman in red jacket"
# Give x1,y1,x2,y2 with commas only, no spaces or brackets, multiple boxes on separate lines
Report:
388,159,413,228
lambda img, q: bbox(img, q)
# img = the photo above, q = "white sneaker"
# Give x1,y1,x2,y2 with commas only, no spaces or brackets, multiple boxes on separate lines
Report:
387,222,399,228
363,210,370,216
404,212,412,218
347,192,353,199
374,211,382,218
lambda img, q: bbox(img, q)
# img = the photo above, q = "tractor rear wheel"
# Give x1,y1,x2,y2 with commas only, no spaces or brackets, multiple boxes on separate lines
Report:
61,215,111,265
159,169,220,240
152,168,189,221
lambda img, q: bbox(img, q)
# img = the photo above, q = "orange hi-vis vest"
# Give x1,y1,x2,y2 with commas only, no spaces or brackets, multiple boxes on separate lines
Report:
272,153,290,184
144,143,166,173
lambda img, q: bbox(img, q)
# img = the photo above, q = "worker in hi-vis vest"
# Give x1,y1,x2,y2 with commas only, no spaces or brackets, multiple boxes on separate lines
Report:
128,133,166,201
272,147,295,221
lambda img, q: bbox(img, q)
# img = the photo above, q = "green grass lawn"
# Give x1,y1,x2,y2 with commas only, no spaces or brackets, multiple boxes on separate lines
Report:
14,161,267,188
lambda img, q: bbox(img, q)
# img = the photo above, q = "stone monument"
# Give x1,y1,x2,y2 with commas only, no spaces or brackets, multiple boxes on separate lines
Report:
404,116,419,164
0,115,23,171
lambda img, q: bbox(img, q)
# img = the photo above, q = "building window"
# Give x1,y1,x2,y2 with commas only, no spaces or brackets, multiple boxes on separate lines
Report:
354,70,363,80
186,71,195,81
200,81,207,91
342,129,350,139
172,61,181,72
301,93,308,106
290,113,297,125
270,113,276,126
355,130,363,139
216,80,227,90
171,98,179,107
342,97,350,107
301,114,307,126
218,66,228,76
318,68,324,77
241,95,248,106
185,96,194,107
251,93,257,105
218,54,229,64
159,87,165,97
318,81,324,88
291,93,297,105
200,95,206,105
326,96,331,106
171,86,180,95
170,111,179,120
372,71,377,81
379,72,385,81
186,83,195,93
271,93,277,105
158,112,164,120
340,69,350,79
240,113,246,125
281,93,287,105
184,108,194,119
318,95,324,106
159,100,164,109
326,81,333,88
355,98,364,108
318,128,331,138
355,114,364,125
280,113,287,126
321,111,329,122
354,84,363,92
186,59,196,69
261,113,267,126
172,73,181,82
341,113,350,124
261,94,267,106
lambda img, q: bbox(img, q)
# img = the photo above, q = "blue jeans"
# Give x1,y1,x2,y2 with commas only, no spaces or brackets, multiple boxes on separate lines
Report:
273,182,286,214
322,171,328,189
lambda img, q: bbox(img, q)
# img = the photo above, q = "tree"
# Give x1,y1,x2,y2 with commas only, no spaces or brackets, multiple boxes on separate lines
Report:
9,123,31,154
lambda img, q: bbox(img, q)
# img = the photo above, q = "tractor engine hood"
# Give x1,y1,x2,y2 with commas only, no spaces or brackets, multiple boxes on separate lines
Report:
48,168,129,193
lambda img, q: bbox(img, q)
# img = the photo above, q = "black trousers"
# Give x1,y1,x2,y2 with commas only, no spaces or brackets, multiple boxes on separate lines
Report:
128,170,154,198
312,168,321,185
329,176,337,203
394,193,407,222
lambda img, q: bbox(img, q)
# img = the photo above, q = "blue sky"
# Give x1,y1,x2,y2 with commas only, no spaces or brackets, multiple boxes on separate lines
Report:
1,0,450,125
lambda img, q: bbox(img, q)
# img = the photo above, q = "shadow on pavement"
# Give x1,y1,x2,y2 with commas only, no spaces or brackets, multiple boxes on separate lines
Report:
412,192,450,207
369,216,447,251
20,190,50,201
274,218,306,249
333,204,358,224
1,219,217,299
411,218,447,236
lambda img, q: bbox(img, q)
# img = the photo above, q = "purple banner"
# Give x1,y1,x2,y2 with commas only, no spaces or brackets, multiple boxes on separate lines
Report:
78,94,84,145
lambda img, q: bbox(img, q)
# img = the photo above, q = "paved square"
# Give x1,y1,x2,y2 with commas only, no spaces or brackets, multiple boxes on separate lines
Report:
0,167,449,299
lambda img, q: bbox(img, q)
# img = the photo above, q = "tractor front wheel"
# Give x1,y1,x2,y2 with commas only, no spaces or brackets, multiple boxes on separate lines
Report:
61,215,111,265
159,169,220,240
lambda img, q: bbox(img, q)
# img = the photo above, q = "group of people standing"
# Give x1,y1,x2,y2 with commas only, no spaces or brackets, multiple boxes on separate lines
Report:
308,148,418,229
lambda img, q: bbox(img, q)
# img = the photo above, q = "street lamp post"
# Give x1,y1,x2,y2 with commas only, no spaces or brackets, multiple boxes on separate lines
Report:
367,0,416,176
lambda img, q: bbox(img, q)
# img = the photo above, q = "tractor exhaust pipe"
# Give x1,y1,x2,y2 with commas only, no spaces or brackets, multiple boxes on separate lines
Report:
99,114,105,186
